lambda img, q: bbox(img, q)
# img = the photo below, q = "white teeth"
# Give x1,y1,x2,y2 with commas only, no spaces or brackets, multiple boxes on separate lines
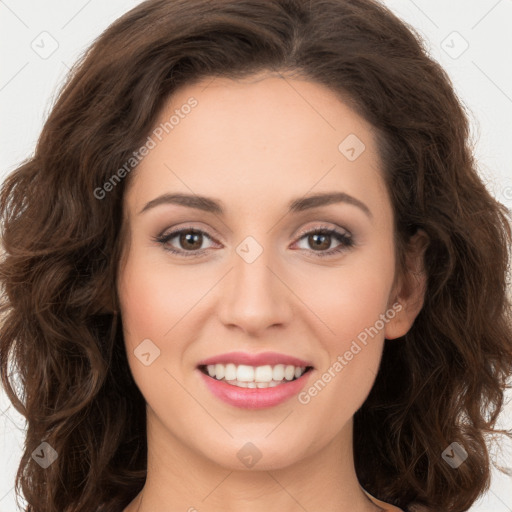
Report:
224,363,237,381
272,364,285,381
217,379,287,388
255,365,273,381
214,363,225,379
284,365,295,381
236,365,254,382
203,362,309,384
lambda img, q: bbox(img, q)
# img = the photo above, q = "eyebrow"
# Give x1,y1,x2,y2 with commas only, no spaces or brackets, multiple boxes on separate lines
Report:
138,191,372,218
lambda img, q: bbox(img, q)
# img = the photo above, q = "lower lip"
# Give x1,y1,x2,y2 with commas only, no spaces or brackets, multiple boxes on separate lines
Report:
198,368,313,409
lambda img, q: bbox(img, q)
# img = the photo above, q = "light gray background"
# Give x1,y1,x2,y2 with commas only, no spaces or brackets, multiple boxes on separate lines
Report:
1,1,511,511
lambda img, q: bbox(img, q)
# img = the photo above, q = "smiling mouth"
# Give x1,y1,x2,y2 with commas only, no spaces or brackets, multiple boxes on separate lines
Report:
198,364,314,388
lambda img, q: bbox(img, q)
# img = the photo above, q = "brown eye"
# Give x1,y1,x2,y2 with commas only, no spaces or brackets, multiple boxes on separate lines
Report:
155,228,215,257
178,230,204,251
307,232,332,251
294,228,354,258
154,226,354,259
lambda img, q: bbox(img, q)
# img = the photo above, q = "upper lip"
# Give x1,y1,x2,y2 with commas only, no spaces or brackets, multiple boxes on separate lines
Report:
197,351,314,368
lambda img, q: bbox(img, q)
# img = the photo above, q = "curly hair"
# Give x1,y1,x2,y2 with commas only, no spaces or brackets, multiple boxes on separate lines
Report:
1,0,511,511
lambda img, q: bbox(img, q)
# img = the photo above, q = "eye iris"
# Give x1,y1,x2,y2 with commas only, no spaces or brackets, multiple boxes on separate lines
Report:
180,231,202,250
309,232,330,251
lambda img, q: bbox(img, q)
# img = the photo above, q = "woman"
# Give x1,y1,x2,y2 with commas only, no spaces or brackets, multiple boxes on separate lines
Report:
1,1,511,511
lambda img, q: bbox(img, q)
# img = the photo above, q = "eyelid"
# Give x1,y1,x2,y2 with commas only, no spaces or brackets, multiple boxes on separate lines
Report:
156,222,351,244
154,221,354,257
294,222,351,239
156,222,223,244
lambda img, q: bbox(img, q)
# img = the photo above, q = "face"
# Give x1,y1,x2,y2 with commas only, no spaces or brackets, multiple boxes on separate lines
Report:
116,73,423,471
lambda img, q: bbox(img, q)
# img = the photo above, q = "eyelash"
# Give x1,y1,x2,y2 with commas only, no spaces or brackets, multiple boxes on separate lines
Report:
153,224,354,259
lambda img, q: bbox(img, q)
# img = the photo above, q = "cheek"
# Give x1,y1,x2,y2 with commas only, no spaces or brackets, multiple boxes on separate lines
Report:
293,247,394,414
300,252,395,349
297,280,389,436
117,253,193,412
305,270,390,377
117,253,183,393
118,253,194,348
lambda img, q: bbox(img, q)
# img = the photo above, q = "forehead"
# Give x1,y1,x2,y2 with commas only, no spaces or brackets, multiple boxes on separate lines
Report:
125,74,390,220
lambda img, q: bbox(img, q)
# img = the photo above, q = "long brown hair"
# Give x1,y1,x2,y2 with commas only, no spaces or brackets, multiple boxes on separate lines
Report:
1,1,511,511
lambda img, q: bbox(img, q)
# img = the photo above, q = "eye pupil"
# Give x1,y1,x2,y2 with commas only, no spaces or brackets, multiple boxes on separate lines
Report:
181,231,202,250
310,233,330,250
158,227,350,258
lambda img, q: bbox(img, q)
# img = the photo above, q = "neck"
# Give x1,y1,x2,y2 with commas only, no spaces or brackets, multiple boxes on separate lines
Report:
128,407,380,512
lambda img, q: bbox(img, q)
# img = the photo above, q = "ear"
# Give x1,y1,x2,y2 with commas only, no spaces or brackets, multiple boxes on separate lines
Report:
385,229,429,340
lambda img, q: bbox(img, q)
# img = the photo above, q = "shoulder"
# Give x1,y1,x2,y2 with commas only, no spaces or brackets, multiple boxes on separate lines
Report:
361,487,405,512
362,488,404,511
361,488,432,512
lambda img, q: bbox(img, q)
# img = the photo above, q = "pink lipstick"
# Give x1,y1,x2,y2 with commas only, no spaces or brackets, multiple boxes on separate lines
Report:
196,351,314,409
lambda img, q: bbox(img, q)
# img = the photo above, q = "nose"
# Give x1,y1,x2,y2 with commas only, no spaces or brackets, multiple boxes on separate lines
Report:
216,245,294,336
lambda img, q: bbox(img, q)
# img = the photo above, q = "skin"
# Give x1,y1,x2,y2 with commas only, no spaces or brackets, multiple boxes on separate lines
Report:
118,71,426,512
